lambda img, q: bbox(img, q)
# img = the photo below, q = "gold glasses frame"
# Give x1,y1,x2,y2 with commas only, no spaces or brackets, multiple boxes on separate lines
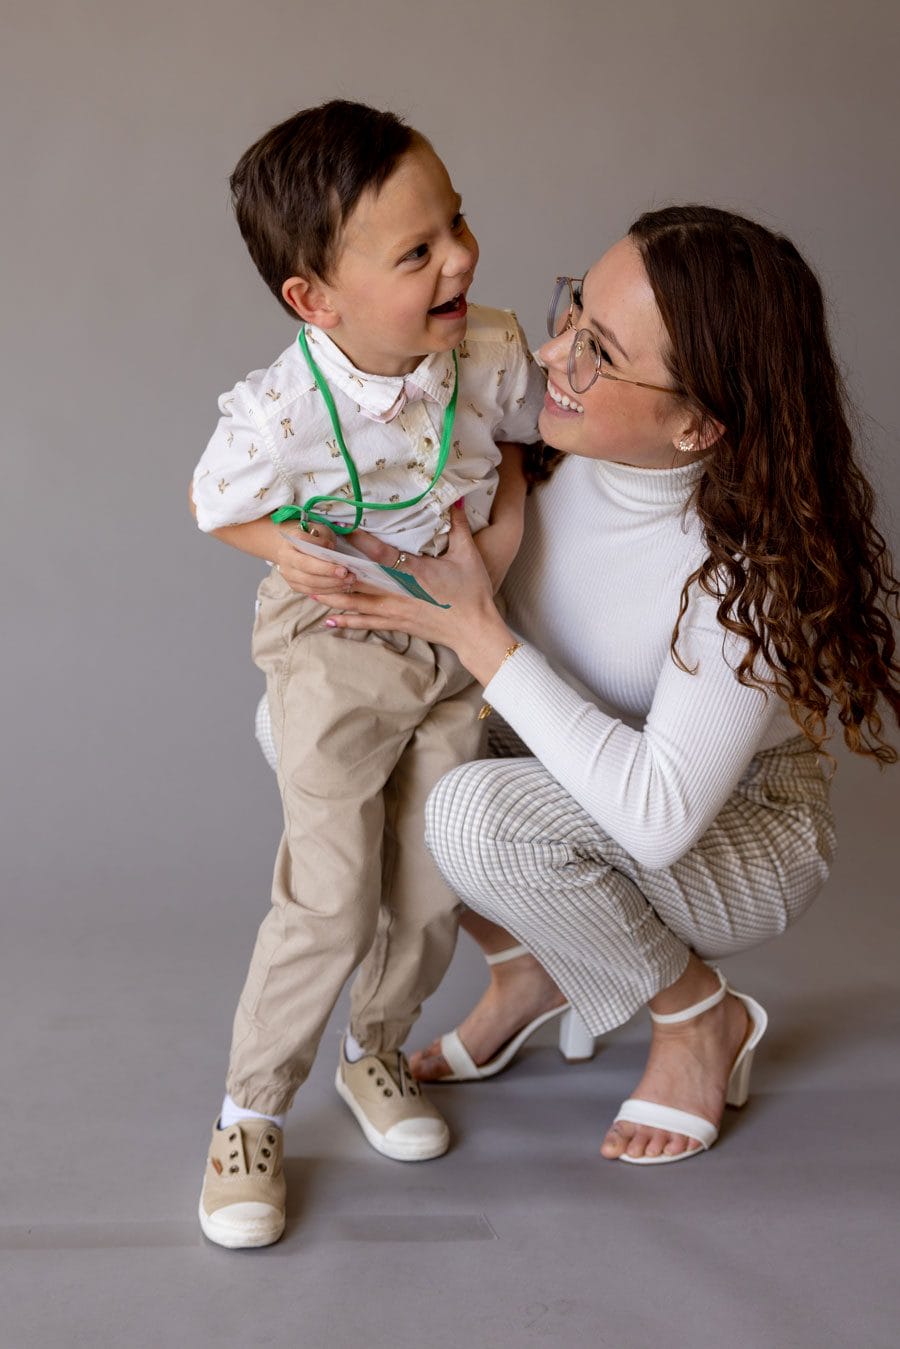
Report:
548,276,678,397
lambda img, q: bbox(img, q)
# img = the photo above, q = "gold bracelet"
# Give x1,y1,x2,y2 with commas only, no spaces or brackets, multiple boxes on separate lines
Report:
477,642,524,720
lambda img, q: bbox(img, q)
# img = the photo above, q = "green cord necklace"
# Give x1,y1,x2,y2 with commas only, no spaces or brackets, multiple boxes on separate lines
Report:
271,328,459,536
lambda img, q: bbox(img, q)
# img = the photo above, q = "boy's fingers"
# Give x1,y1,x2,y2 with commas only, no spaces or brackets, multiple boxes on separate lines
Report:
305,527,336,550
287,575,354,592
280,555,349,578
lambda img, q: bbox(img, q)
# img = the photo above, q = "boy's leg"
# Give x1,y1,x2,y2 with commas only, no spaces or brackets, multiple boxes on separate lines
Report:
349,645,486,1054
226,587,426,1117
203,587,456,1246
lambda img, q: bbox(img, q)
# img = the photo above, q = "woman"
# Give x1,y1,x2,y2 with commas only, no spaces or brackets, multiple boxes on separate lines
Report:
317,205,900,1164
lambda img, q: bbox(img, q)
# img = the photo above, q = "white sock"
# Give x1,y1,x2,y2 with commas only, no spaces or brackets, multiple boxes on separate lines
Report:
218,1092,285,1131
344,1031,367,1062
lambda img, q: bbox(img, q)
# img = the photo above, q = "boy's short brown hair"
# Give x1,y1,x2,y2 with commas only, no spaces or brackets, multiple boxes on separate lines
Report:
230,100,421,317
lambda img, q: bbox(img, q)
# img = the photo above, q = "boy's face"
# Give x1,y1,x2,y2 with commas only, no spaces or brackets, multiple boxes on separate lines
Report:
305,143,479,376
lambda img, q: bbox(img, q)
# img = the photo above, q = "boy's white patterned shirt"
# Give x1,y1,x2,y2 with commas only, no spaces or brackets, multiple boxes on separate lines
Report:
193,304,545,555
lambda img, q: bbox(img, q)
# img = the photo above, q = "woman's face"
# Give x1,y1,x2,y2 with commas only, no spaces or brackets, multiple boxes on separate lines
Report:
536,237,693,469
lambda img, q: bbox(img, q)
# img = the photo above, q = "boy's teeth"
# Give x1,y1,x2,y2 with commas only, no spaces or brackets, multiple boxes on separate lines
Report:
548,382,584,413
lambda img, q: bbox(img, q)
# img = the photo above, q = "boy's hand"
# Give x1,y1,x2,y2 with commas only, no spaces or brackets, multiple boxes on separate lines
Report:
274,524,357,596
191,472,357,594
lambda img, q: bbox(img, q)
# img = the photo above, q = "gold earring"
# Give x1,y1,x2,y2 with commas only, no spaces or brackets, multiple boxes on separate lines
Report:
677,436,697,454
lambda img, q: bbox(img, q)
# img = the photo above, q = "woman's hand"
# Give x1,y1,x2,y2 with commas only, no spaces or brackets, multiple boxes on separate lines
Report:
317,505,518,685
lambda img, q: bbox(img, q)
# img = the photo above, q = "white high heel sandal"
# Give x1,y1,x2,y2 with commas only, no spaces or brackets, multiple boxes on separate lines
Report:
613,967,768,1164
437,944,596,1082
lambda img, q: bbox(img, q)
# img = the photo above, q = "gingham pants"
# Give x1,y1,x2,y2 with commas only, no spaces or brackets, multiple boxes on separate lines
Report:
423,727,836,1034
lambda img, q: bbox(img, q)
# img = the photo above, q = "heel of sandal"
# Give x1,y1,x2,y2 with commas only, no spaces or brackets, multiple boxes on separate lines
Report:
558,1007,596,1062
725,1047,756,1108
724,990,768,1108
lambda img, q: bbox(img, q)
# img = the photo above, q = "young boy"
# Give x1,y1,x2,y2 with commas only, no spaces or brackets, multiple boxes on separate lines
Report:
192,100,544,1249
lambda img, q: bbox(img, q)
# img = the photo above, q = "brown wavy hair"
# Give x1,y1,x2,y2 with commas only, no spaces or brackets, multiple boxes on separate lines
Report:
627,205,900,764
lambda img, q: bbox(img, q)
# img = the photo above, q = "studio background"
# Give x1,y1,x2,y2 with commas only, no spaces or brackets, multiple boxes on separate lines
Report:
3,3,898,1347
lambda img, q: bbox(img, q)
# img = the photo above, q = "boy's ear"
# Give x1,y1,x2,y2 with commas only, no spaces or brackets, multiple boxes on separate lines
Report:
281,275,340,329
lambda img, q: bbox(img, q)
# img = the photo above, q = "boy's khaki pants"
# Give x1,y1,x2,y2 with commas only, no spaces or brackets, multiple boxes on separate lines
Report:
225,569,486,1116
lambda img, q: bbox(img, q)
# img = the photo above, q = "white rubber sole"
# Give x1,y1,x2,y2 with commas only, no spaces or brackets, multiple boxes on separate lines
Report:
198,1199,285,1249
334,1069,449,1162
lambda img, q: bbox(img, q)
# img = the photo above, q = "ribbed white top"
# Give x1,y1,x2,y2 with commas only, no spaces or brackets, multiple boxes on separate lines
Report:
487,455,798,868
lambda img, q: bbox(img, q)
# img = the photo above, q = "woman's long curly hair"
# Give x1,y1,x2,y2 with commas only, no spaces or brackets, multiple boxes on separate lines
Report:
626,205,900,764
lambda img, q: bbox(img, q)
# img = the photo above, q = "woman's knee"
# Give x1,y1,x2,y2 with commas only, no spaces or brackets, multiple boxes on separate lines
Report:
424,757,567,912
424,759,527,890
424,760,492,880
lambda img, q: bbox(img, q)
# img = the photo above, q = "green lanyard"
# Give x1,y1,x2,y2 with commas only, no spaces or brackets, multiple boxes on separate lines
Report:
271,328,459,536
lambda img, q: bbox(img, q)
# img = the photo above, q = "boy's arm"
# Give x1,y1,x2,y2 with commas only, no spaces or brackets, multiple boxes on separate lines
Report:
190,375,354,594
468,310,545,592
471,442,528,594
188,483,353,595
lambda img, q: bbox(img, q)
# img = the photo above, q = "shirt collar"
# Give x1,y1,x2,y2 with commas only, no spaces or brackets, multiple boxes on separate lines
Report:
301,325,456,421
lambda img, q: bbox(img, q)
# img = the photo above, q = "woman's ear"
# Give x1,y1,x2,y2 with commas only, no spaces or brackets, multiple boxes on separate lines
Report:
281,275,340,330
671,413,725,455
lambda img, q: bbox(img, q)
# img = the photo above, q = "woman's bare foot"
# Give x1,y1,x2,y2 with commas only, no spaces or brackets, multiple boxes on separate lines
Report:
601,958,750,1161
410,949,566,1081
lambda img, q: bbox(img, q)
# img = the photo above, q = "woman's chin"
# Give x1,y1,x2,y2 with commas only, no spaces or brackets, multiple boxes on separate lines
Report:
538,406,582,448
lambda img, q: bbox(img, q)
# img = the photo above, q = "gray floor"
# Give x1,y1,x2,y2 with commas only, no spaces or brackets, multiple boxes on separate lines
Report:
3,748,899,1349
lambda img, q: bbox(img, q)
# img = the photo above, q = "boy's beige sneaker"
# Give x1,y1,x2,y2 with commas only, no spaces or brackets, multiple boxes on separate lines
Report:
335,1041,450,1161
198,1117,286,1248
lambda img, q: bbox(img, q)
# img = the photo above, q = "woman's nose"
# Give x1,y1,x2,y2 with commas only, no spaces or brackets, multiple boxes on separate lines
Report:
535,327,574,371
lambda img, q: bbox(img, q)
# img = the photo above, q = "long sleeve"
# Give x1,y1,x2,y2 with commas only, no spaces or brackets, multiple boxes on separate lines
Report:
483,606,780,869
489,454,798,869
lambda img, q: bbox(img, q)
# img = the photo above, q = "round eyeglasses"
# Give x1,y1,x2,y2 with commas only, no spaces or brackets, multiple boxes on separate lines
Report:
547,276,678,397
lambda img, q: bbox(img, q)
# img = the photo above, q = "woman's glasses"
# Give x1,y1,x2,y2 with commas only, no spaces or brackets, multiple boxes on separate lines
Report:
547,276,677,397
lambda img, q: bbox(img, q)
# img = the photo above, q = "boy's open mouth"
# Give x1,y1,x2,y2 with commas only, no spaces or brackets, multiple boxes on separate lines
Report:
428,292,466,317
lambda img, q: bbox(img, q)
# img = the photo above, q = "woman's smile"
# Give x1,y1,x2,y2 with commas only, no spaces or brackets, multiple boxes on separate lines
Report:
544,377,584,415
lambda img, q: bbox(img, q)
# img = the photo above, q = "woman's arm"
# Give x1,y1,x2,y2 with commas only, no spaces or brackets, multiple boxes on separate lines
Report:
478,626,780,869
335,507,782,863
326,506,782,869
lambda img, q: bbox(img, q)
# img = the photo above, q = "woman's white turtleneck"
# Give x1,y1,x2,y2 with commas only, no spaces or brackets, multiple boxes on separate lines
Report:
485,453,797,868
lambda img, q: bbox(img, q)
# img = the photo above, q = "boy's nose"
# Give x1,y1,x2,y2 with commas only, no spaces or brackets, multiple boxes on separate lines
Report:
443,238,478,277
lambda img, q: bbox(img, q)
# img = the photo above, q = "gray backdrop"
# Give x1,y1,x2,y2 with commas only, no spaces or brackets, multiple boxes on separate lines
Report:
4,0,898,1006
3,6,900,1344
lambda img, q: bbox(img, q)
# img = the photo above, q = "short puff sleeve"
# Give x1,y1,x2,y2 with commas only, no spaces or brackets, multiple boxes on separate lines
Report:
494,316,545,444
192,382,293,532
